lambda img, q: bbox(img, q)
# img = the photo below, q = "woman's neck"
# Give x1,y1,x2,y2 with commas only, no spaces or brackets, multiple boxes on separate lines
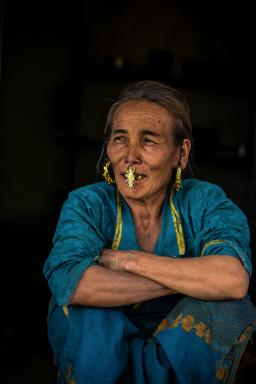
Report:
124,189,167,227
124,191,167,252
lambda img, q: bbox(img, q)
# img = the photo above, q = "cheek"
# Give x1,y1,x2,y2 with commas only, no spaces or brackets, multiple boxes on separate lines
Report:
156,153,177,182
106,145,116,164
157,163,174,182
149,151,176,172
107,146,123,178
107,143,123,163
106,143,112,158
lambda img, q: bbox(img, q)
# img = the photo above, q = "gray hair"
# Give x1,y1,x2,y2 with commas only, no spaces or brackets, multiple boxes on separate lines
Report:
97,80,194,178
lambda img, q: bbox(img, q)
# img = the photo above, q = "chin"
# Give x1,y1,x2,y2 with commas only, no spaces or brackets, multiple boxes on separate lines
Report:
118,184,141,197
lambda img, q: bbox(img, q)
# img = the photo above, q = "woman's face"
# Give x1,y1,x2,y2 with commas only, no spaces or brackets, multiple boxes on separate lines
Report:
107,100,189,202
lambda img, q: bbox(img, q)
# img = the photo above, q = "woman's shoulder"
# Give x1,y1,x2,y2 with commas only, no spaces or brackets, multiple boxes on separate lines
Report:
182,178,224,196
178,178,228,209
70,181,115,197
179,178,247,218
66,182,117,210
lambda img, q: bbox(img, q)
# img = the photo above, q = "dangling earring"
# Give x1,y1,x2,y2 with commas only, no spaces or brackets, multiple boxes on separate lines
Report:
174,165,182,191
102,160,115,184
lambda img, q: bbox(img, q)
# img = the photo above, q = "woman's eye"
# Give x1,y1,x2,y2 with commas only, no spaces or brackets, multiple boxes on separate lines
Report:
113,136,125,143
143,137,155,145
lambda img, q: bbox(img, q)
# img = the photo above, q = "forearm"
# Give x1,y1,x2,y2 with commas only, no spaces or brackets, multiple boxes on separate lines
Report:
70,264,175,306
124,254,249,300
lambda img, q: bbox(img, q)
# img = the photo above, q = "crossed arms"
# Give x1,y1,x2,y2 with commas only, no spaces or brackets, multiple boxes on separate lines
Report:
70,249,249,306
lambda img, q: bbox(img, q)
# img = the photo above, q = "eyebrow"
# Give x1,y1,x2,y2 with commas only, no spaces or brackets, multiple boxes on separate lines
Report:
112,129,162,138
112,129,128,134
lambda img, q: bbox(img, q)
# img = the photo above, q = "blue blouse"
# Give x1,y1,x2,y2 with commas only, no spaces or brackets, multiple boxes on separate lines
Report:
43,178,252,306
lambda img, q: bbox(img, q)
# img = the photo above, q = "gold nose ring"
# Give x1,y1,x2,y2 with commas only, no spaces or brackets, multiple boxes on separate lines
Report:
124,165,136,189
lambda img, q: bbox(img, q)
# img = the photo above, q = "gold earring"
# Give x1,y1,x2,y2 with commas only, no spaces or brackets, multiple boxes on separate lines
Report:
174,165,182,191
102,161,115,184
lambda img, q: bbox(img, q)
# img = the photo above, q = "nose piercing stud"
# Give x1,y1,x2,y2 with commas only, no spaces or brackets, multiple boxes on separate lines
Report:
124,165,136,189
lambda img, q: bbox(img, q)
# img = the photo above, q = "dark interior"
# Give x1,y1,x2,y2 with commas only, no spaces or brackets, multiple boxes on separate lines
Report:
0,0,255,382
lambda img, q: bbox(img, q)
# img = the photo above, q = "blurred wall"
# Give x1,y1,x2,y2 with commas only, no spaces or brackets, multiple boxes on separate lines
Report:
0,0,254,221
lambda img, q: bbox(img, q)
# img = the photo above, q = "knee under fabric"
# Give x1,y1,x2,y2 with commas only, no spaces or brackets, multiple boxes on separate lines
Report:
47,296,256,384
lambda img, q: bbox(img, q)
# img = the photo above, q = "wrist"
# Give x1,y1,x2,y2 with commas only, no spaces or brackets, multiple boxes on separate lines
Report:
124,251,149,275
122,251,136,273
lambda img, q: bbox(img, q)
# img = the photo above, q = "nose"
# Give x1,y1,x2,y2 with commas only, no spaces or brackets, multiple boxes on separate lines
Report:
124,142,142,165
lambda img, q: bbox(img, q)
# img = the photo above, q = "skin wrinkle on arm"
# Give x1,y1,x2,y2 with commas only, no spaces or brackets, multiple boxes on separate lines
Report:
100,248,249,301
123,252,249,301
70,264,176,306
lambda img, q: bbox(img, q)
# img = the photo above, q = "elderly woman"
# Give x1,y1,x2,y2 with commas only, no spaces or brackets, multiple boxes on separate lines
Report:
44,81,256,384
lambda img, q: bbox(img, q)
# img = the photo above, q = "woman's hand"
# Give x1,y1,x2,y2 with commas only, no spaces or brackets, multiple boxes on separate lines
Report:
99,249,133,272
100,250,248,301
100,249,148,272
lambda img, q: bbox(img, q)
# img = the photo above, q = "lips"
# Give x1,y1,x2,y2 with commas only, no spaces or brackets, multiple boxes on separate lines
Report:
120,172,146,180
135,174,145,180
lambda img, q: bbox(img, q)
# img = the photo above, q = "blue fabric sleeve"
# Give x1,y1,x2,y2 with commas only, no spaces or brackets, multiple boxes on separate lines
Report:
43,190,106,305
191,184,252,275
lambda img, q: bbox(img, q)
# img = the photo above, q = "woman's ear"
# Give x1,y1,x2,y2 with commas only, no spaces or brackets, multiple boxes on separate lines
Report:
180,139,191,169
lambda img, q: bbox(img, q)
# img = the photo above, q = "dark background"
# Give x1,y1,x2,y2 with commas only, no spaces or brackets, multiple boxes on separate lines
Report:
0,0,255,382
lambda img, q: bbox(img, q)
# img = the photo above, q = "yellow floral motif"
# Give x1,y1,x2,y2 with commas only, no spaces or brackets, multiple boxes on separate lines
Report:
154,314,183,335
155,318,170,334
153,313,214,348
182,315,194,332
205,329,212,345
195,321,206,337
216,367,228,381
171,314,183,328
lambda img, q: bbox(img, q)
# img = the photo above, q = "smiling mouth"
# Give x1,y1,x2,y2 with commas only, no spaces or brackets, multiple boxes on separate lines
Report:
136,174,145,180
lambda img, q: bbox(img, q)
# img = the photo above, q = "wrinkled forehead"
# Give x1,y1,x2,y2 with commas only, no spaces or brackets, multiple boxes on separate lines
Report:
112,100,173,133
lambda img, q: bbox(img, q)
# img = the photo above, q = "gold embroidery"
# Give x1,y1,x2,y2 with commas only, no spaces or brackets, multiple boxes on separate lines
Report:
201,240,226,256
195,321,206,337
111,191,122,250
153,313,213,347
154,314,183,334
63,305,69,317
171,314,183,328
182,315,194,332
170,190,185,255
216,367,228,381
